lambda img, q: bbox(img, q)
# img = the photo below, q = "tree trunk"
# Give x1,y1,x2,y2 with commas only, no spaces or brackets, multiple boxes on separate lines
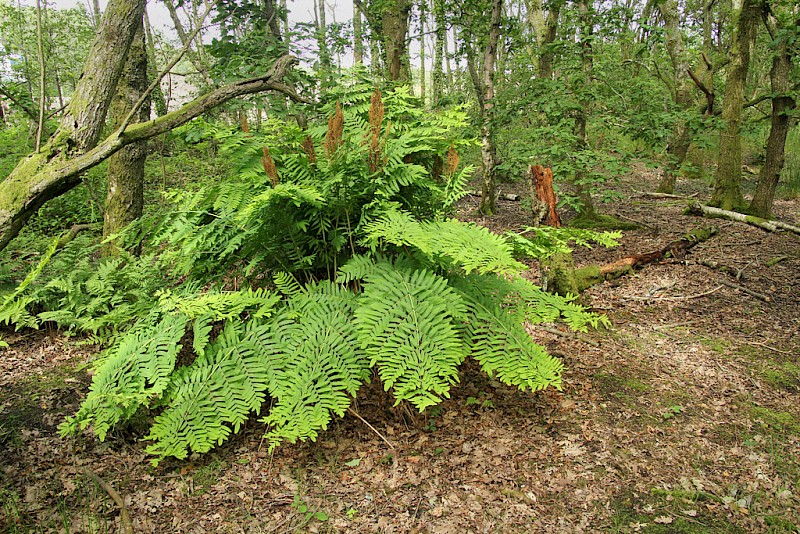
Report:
432,0,445,105
573,0,597,219
418,0,426,104
749,11,796,219
103,22,148,256
0,51,301,253
144,8,168,116
353,0,364,65
478,0,502,215
162,0,214,88
382,0,412,82
0,0,146,252
712,0,759,210
655,0,694,194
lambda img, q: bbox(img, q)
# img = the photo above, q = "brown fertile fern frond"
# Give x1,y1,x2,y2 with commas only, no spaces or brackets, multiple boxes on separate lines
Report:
241,113,250,133
445,144,460,176
368,89,385,174
302,135,317,165
323,102,344,159
262,146,279,186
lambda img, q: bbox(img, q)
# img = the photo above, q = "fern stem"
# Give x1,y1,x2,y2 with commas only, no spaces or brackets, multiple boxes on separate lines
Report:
347,407,396,449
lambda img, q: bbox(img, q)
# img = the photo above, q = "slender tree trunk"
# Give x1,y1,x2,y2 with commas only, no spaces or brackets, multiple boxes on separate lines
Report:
573,0,597,218
92,0,102,28
419,0,426,104
444,26,453,88
104,22,148,256
353,0,364,65
315,0,331,74
656,0,694,194
144,8,168,116
432,0,445,105
749,12,796,218
163,0,214,87
35,0,46,152
712,0,759,210
478,0,502,215
281,0,289,47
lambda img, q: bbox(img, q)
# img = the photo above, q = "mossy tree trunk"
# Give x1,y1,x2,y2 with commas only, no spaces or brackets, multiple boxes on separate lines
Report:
477,0,502,215
655,0,694,194
0,49,301,253
382,0,412,82
0,0,146,252
712,0,759,211
103,22,148,256
749,9,797,219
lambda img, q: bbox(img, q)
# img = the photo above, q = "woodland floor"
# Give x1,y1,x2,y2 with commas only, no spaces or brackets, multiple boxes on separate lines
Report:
1,167,799,533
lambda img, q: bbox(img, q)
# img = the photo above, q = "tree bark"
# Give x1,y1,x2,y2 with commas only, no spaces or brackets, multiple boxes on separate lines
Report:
572,0,597,219
478,0,502,215
712,0,759,210
749,10,796,219
103,22,148,256
418,0,426,104
353,0,364,65
528,165,561,227
432,0,445,105
688,201,800,234
0,54,302,252
382,0,412,82
655,0,694,194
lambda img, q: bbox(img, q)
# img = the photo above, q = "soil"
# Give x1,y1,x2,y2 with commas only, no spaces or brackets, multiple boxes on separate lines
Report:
2,168,799,533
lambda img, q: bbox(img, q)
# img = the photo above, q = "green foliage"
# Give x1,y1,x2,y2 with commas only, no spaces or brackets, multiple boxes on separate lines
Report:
0,85,612,465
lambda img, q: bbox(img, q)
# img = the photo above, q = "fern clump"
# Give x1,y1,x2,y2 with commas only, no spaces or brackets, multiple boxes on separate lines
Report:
4,83,620,465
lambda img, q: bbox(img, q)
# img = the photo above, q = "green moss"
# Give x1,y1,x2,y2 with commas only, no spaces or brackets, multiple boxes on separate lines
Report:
760,362,800,391
569,213,638,230
750,407,800,435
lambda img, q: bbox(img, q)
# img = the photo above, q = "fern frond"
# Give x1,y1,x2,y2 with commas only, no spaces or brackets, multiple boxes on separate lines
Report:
353,261,467,410
60,313,187,441
144,320,271,464
458,290,564,392
262,282,368,451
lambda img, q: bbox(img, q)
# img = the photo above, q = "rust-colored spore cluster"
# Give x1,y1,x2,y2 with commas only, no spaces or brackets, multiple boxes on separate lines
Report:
262,146,279,187
323,102,344,159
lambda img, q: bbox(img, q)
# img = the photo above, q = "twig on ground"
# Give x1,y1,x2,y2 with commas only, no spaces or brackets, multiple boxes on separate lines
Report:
627,284,724,301
537,325,601,347
83,468,133,534
632,190,699,199
718,279,770,302
347,407,396,449
743,341,793,355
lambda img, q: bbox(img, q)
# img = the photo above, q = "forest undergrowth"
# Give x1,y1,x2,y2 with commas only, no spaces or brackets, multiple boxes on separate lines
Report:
1,158,798,532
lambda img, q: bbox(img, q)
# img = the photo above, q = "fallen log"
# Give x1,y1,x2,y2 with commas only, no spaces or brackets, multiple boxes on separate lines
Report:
550,225,719,294
687,202,800,235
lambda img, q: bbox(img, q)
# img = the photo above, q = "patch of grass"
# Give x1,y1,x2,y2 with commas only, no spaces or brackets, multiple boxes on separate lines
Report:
699,336,729,355
760,362,800,392
607,491,744,533
750,406,800,435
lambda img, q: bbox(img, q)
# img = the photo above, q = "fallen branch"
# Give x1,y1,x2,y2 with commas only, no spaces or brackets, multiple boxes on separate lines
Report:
718,279,771,302
83,469,133,534
687,202,800,235
627,284,724,301
347,407,396,449
56,223,94,248
465,190,520,201
633,190,699,200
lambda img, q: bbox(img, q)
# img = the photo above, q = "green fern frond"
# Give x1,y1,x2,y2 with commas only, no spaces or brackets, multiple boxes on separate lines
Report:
352,260,467,410
60,313,188,441
262,283,368,451
156,288,280,321
458,291,564,392
144,320,272,464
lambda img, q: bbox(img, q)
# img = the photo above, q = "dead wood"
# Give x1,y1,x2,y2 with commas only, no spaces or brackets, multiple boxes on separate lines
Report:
718,279,771,302
83,468,133,534
528,165,561,227
563,225,719,293
687,202,800,234
633,190,698,200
